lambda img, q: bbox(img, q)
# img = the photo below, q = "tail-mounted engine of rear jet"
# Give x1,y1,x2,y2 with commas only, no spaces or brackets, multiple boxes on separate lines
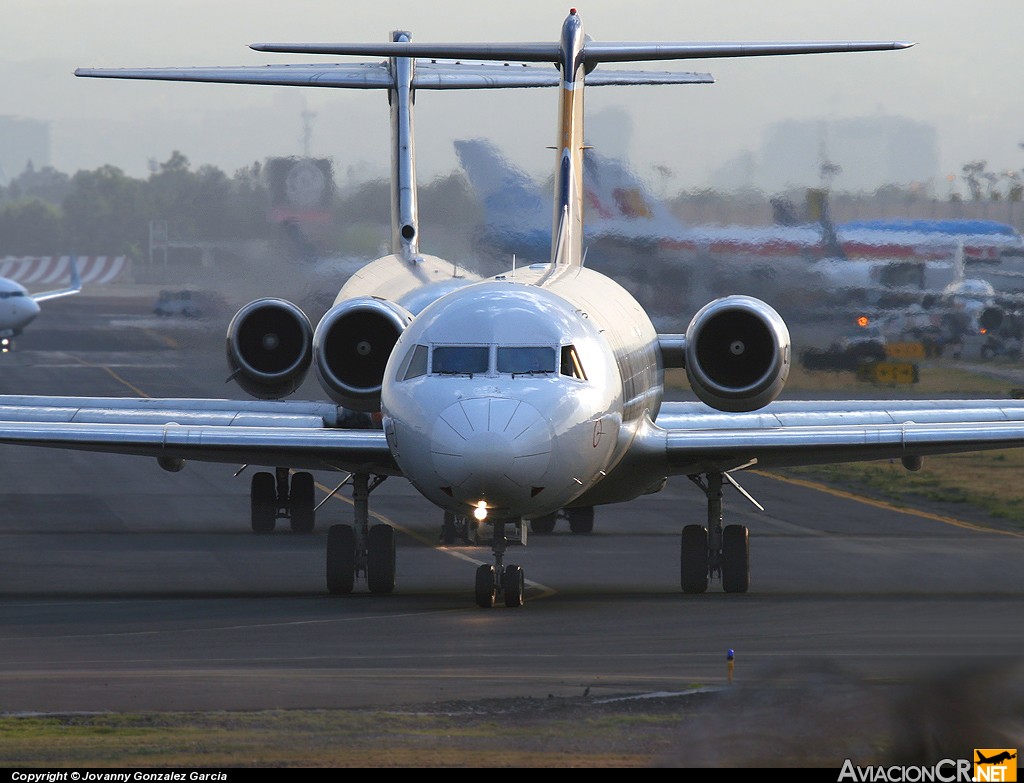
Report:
313,297,413,412
226,298,313,399
683,295,791,413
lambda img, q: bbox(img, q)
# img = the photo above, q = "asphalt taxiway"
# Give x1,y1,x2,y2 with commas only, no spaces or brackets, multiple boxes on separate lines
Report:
0,290,1022,734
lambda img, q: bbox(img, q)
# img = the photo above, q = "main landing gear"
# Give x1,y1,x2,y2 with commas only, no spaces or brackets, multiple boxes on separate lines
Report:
474,518,527,609
440,511,479,545
680,471,751,594
529,505,595,534
250,466,316,534
325,473,395,595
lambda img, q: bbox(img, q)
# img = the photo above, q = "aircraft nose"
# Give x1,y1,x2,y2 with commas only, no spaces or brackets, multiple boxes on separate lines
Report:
431,397,552,506
22,299,41,322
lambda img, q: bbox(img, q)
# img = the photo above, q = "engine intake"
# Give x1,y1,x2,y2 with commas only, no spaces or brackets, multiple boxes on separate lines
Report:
226,298,313,399
313,297,413,412
684,295,790,412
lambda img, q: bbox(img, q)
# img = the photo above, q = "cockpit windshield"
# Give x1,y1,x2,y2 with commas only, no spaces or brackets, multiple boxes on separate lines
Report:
397,342,587,381
497,346,555,374
432,346,489,375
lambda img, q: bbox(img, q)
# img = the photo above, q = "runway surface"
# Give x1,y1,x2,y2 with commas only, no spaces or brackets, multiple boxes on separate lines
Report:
0,289,1022,750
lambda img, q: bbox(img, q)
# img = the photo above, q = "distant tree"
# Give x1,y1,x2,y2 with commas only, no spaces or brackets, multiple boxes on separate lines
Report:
962,161,987,201
1007,172,1023,203
2,164,73,208
145,152,272,242
0,199,64,254
227,161,272,238
62,165,145,255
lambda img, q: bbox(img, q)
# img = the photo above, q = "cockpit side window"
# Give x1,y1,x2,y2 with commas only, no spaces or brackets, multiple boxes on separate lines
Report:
560,345,587,381
397,343,429,381
497,346,555,375
432,346,489,375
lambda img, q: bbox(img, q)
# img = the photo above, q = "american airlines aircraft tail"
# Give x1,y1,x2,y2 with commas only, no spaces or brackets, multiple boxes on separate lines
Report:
17,11,1024,612
455,136,690,262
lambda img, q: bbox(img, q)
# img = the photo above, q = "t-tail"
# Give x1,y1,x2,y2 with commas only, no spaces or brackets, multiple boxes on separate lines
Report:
535,8,912,273
246,8,909,276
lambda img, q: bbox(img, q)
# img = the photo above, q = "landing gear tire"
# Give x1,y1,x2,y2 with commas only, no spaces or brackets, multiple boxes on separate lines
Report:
530,513,557,534
502,564,525,607
680,524,709,594
367,524,396,594
475,564,497,608
721,524,750,594
326,524,356,594
250,471,276,534
566,506,594,534
289,471,315,534
442,512,460,545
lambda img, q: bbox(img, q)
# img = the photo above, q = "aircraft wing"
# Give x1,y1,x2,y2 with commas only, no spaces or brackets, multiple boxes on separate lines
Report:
0,395,1019,479
0,396,397,475
30,257,82,303
649,399,1024,475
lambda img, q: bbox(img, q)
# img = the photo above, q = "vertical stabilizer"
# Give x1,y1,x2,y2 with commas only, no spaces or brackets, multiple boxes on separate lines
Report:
390,31,420,262
550,9,587,269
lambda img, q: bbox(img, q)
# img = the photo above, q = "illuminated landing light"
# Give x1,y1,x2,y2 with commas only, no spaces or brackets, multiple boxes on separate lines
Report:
473,501,488,521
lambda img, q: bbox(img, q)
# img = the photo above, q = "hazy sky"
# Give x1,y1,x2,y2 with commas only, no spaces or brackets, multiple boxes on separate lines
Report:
3,0,1023,193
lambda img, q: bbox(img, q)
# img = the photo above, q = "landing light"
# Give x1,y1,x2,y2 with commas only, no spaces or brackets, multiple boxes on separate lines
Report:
473,501,488,521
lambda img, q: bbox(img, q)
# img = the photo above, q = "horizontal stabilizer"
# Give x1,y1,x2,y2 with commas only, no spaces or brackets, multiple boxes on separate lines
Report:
248,39,913,65
76,63,395,89
582,40,914,63
77,62,713,90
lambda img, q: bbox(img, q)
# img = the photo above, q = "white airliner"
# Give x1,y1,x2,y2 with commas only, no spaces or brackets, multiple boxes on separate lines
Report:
0,256,81,351
6,10,1024,609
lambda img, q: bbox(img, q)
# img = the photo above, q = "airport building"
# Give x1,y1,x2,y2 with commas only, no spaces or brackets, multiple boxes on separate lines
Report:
0,115,51,186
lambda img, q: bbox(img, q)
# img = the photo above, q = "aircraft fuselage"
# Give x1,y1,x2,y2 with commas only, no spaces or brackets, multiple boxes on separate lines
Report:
381,264,663,521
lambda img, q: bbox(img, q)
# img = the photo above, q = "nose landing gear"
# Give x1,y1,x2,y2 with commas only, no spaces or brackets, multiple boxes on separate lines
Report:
474,518,527,608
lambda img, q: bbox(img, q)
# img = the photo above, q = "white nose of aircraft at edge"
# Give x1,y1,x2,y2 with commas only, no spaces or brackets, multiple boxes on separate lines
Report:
380,281,623,520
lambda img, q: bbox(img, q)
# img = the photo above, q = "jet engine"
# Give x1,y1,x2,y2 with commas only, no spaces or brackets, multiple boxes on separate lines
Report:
313,297,413,412
226,298,313,399
980,305,1003,333
683,295,791,412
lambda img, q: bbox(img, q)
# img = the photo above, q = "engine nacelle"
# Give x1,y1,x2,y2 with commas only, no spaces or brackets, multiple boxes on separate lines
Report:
226,298,313,399
684,295,791,412
313,296,413,412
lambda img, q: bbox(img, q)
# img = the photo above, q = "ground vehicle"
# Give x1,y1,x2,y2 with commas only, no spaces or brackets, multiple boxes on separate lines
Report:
154,290,202,317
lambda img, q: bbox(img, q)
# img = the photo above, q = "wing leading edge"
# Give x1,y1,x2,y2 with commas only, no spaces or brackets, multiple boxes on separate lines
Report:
29,256,82,303
649,398,1024,474
0,419,395,475
0,395,1020,483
